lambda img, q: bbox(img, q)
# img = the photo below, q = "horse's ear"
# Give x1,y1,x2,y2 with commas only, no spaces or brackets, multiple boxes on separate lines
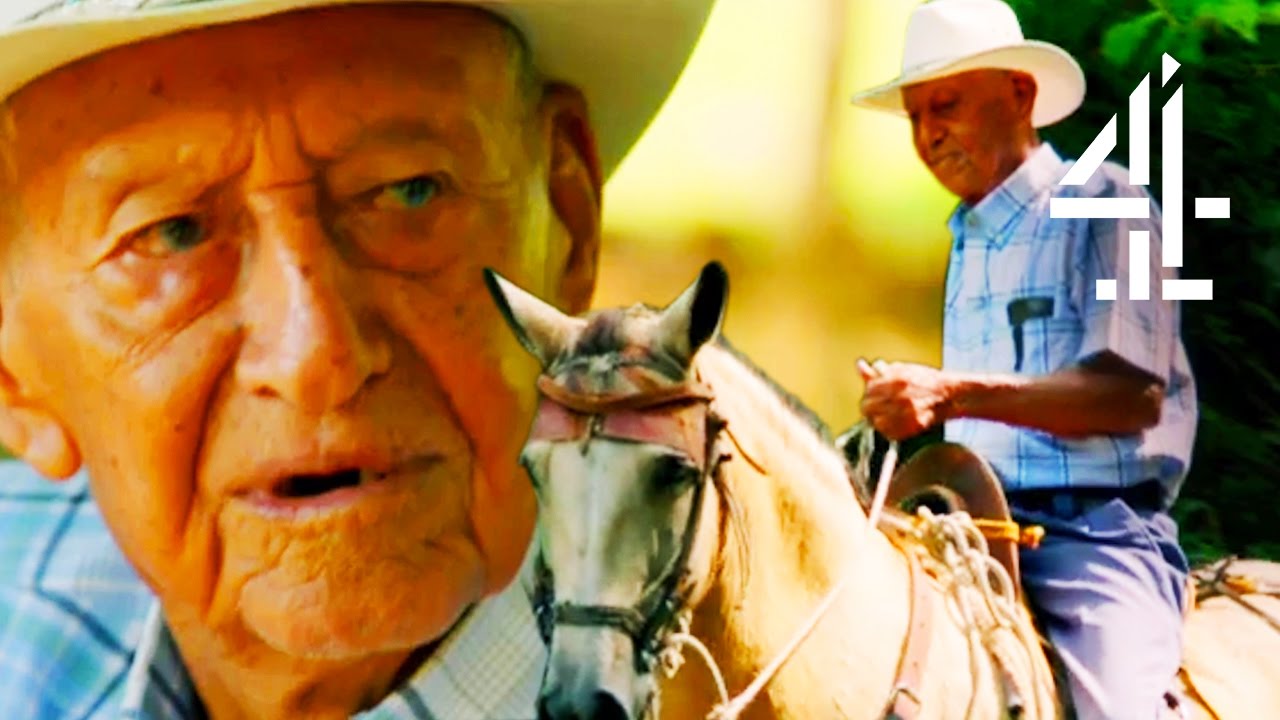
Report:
658,261,729,367
483,268,578,369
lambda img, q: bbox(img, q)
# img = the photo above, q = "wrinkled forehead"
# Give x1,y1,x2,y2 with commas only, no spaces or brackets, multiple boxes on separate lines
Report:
3,4,530,173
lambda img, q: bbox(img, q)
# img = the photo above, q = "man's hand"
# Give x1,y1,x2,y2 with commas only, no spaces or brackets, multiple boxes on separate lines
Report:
856,352,1165,442
857,359,954,441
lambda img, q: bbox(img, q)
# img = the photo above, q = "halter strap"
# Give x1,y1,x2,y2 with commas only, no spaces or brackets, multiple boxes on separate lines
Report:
535,374,715,414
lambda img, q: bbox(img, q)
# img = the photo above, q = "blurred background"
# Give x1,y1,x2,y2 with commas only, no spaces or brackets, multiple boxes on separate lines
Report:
592,0,1280,563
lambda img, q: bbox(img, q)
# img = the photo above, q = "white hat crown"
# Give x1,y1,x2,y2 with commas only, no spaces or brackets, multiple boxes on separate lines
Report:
0,0,719,178
903,0,1027,73
851,0,1085,127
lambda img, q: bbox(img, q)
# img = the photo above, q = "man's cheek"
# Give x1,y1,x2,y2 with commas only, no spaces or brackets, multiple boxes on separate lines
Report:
470,455,536,592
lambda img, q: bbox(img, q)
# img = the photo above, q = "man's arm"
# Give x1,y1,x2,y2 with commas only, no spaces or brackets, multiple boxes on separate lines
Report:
942,352,1164,438
858,353,1163,441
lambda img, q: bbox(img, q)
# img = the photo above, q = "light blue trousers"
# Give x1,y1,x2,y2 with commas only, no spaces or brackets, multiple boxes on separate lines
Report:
1010,495,1190,720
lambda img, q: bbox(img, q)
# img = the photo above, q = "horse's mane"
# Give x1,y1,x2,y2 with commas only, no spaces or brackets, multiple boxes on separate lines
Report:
562,304,834,446
709,335,873,509
710,336,834,444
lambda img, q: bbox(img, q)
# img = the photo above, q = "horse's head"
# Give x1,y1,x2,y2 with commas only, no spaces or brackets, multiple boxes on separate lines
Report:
485,262,731,720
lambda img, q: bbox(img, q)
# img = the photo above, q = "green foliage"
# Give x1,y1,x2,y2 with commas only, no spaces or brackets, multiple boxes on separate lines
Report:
1007,0,1280,563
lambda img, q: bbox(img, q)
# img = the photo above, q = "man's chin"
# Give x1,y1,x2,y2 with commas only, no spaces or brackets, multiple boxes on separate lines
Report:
237,533,486,659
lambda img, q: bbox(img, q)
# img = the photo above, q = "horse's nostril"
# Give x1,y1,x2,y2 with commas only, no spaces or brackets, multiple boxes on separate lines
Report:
585,691,629,720
536,690,631,720
536,697,553,720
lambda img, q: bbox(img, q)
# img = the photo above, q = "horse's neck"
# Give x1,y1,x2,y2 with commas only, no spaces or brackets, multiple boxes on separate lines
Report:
667,344,915,718
694,342,868,545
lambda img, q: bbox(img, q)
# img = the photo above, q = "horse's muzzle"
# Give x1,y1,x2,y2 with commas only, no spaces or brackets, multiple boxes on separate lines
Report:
537,687,631,720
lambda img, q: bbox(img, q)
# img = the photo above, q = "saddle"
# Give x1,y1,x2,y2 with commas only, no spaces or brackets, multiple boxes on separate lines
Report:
884,442,1033,599
839,429,1280,720
838,429,1032,600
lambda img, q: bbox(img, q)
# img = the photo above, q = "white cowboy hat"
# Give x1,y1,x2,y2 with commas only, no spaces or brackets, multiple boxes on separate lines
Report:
851,0,1085,128
0,0,718,178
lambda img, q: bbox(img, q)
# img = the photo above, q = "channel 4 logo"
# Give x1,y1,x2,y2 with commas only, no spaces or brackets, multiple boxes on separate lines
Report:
1049,53,1217,302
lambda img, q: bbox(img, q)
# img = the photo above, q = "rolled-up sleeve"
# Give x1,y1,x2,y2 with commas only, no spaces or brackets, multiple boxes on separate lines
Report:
1077,205,1176,385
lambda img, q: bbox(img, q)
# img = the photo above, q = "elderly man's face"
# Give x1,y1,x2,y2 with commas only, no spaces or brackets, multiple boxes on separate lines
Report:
902,69,1037,205
0,3,598,667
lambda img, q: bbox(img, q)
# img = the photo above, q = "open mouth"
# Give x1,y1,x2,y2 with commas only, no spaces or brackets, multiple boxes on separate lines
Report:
271,468,389,499
230,455,440,518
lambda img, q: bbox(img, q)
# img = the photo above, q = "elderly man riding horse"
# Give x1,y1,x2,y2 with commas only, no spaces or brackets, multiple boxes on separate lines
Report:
0,0,715,717
850,0,1197,717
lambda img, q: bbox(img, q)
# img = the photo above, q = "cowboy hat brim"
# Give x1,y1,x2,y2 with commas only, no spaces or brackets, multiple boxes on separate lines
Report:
0,0,717,179
850,40,1085,128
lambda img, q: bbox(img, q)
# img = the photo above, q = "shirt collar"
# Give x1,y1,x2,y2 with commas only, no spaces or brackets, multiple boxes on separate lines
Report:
946,143,1067,249
122,547,545,719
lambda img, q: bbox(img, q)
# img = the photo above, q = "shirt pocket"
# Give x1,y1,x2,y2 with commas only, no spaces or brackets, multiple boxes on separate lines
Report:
1007,294,1081,375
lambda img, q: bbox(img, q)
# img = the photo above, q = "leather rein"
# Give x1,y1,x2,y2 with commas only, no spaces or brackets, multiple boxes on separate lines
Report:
528,370,727,673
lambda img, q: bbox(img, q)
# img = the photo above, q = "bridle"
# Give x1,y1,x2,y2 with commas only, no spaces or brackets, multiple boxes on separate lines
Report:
526,365,728,674
524,363,943,720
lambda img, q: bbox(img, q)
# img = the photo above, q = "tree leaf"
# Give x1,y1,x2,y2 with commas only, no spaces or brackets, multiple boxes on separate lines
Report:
1101,10,1166,67
1167,23,1207,64
1196,0,1262,41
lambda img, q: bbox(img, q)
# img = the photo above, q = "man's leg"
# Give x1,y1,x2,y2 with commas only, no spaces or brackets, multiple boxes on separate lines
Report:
1013,496,1190,720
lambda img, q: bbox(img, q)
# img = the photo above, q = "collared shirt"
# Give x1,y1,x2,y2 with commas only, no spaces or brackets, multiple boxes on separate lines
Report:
0,461,547,719
941,143,1198,503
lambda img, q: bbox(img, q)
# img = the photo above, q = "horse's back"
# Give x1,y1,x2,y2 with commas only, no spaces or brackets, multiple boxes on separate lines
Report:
1179,558,1280,719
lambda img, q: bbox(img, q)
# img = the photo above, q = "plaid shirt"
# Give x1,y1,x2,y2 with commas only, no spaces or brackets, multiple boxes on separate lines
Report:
941,143,1197,502
0,461,546,719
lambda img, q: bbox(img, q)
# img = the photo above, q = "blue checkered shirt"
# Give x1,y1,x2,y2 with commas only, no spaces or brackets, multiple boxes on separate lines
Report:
0,461,547,719
941,143,1197,502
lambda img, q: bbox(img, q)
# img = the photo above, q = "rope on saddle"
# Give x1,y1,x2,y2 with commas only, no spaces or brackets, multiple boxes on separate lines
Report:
907,507,1058,719
1192,556,1280,635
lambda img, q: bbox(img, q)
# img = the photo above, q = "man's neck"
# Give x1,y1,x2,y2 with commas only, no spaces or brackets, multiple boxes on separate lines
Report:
963,138,1041,207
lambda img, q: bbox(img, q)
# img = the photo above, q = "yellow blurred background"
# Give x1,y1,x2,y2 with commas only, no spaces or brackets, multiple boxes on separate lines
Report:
594,0,957,434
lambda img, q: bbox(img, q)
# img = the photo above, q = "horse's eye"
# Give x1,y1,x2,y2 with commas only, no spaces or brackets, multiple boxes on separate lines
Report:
652,453,698,487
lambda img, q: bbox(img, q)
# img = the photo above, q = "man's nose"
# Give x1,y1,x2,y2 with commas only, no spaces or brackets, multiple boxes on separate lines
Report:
235,188,391,412
914,115,946,153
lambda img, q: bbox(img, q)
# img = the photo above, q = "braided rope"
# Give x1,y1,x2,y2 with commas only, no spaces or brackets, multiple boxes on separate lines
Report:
908,506,1056,718
654,611,732,719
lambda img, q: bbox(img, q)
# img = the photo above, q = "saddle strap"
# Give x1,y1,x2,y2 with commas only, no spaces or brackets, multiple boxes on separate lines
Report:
882,546,935,720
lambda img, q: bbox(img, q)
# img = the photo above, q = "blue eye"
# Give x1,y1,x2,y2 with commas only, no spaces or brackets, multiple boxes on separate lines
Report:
378,175,440,209
158,217,205,250
130,215,207,257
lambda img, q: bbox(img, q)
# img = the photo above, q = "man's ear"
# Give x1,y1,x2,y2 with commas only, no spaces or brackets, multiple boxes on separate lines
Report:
1010,71,1038,122
0,364,80,480
540,83,602,316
